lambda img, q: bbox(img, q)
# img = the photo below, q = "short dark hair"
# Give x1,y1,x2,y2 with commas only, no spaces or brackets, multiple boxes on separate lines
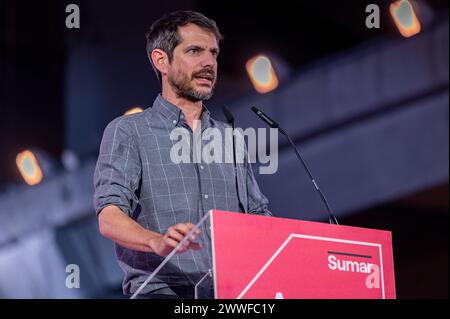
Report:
145,10,223,84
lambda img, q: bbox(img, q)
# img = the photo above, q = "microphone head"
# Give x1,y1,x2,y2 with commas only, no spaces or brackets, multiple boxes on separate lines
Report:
250,106,259,114
222,105,234,124
251,106,279,129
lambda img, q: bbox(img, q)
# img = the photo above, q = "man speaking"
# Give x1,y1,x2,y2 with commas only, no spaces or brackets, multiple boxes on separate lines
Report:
93,10,271,299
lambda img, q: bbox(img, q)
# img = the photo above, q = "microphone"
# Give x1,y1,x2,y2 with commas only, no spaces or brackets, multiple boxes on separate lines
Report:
222,106,247,214
251,106,339,225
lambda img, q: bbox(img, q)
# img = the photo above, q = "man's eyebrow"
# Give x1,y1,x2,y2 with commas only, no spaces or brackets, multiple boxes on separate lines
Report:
184,45,205,51
184,45,220,54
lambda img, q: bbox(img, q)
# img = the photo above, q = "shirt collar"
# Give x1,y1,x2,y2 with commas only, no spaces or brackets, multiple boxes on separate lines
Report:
152,94,212,129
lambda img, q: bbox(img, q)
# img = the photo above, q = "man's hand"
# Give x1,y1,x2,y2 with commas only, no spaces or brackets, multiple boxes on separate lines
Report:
149,223,202,256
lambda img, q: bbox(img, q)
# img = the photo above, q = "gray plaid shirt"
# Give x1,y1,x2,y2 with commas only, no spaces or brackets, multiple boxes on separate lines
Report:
93,94,271,296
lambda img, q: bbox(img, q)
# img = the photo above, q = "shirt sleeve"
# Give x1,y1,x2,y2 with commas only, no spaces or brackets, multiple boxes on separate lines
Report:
93,118,142,217
246,158,272,217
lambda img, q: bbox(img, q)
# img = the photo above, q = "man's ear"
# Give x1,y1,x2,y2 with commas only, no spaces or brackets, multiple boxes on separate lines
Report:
150,49,169,76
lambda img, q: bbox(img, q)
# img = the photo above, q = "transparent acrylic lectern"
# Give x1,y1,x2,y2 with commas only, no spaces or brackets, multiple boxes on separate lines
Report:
130,211,214,299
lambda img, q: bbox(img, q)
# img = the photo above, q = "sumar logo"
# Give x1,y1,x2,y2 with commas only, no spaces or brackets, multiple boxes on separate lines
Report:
327,252,381,289
328,254,374,274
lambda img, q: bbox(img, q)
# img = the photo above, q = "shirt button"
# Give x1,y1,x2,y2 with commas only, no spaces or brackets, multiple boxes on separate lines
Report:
173,120,177,124
200,165,204,170
204,194,208,199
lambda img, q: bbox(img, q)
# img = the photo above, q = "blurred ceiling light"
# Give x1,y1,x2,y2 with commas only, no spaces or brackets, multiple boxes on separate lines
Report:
125,107,144,115
390,0,421,38
16,150,43,186
246,55,279,94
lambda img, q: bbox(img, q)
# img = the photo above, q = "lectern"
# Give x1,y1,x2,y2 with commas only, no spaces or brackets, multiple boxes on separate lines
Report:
133,210,396,299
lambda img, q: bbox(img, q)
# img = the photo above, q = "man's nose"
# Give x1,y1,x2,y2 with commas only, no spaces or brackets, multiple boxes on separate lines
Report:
200,53,217,69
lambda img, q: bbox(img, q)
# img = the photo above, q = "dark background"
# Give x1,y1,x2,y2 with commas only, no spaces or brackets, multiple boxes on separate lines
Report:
0,0,448,298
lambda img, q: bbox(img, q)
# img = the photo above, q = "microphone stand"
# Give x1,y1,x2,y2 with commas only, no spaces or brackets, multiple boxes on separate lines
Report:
251,107,339,225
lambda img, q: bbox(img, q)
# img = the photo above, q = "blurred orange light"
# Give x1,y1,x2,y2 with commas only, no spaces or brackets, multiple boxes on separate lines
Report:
390,0,421,38
125,107,143,115
246,55,279,94
16,150,43,186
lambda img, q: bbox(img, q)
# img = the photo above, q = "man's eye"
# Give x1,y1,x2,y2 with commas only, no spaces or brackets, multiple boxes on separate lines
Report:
188,48,199,54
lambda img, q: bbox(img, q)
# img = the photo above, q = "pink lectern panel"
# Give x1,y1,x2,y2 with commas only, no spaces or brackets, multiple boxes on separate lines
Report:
210,210,396,299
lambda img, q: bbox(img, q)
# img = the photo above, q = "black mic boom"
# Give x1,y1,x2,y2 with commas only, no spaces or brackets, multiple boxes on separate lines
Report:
251,106,339,225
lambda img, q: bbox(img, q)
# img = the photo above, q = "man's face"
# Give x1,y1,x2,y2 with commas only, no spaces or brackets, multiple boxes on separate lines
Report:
167,23,219,102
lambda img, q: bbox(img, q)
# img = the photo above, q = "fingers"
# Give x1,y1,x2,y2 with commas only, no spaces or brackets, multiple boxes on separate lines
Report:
163,222,202,254
170,223,200,241
188,242,202,250
173,223,190,235
177,241,202,253
162,236,180,250
174,223,201,237
167,227,185,242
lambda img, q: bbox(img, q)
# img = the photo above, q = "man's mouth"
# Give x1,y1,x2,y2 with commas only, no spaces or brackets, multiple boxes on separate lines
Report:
193,73,214,85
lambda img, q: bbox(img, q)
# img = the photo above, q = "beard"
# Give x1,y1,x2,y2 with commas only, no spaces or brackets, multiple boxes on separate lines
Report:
168,67,216,102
